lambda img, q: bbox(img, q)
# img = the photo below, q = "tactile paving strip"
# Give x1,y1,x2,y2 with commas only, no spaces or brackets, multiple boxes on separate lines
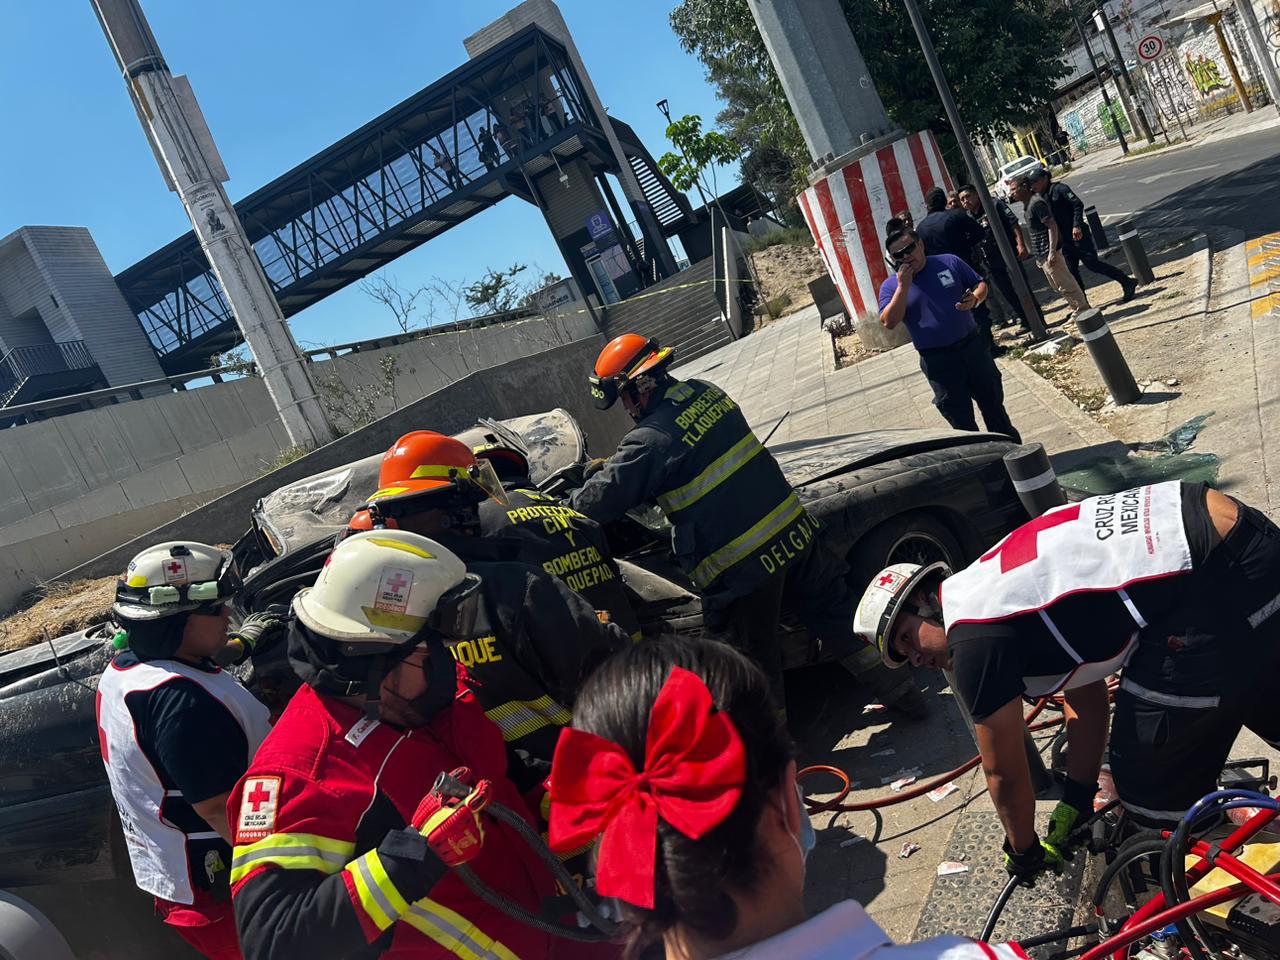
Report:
912,812,1087,954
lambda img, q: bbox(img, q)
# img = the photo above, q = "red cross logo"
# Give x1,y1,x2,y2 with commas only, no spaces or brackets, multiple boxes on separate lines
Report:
386,574,408,594
246,782,273,812
166,561,183,575
981,506,1081,573
878,573,897,587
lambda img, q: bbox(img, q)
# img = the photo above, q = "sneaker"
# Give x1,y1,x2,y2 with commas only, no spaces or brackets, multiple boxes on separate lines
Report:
1121,279,1138,303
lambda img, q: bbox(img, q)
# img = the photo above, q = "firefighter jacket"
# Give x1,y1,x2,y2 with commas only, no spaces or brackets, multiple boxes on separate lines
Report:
228,678,554,960
431,532,627,764
478,485,641,640
570,378,819,602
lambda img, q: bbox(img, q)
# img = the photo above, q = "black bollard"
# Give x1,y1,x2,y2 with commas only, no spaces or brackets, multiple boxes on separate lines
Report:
1075,308,1141,404
1085,206,1110,251
1003,443,1067,518
1116,219,1155,284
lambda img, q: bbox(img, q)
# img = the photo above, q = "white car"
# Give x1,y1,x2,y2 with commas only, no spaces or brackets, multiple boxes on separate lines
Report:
995,155,1040,199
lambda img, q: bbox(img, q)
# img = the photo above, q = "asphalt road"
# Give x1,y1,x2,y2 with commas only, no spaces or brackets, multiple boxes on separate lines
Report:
1064,125,1280,240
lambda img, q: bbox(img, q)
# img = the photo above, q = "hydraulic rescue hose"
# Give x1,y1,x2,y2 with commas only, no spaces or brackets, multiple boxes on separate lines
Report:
798,697,1058,815
432,773,620,943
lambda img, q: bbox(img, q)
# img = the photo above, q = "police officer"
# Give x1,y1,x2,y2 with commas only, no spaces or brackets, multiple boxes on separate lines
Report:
854,481,1280,881
348,430,626,768
1031,167,1137,301
229,531,557,960
98,541,283,959
956,183,1032,331
455,418,642,640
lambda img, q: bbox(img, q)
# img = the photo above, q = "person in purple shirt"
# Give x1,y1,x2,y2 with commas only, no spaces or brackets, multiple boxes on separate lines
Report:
877,223,1020,442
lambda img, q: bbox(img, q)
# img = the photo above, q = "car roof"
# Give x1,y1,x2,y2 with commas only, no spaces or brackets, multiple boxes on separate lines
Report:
1000,156,1037,173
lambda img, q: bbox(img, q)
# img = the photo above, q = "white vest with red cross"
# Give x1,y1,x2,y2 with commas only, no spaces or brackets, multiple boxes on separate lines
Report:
96,657,271,903
940,482,1192,693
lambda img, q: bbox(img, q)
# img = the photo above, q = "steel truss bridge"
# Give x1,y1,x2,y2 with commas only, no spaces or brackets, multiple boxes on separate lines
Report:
114,25,691,374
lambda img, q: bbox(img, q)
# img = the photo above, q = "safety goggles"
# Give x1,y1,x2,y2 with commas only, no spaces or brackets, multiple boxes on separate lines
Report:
588,373,620,411
426,574,485,640
890,240,920,262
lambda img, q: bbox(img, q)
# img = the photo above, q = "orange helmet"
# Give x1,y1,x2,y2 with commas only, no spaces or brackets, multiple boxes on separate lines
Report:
361,431,506,513
589,334,675,410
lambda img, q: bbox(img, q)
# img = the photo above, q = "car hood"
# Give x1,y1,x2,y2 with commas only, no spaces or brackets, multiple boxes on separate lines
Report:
769,428,1006,489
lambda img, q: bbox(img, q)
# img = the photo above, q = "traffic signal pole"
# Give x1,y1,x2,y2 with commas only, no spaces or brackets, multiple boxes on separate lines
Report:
900,0,1048,341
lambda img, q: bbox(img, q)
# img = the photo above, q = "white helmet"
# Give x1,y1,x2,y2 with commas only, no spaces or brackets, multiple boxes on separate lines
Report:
113,541,238,622
853,562,951,668
293,530,479,651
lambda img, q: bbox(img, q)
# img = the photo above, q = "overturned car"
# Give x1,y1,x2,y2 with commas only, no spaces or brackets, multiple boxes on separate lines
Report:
0,408,1026,957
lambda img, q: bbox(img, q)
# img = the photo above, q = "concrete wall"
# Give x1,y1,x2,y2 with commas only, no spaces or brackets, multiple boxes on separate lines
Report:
0,321,611,611
51,334,630,592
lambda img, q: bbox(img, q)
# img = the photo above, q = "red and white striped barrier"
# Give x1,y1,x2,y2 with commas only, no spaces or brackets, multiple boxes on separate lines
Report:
798,130,953,321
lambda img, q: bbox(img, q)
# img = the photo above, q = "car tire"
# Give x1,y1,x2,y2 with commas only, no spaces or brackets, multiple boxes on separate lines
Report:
843,513,966,719
849,511,965,582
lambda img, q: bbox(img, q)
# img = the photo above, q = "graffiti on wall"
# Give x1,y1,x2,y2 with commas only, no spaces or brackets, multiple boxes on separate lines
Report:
1063,111,1086,151
1097,101,1133,139
1185,53,1227,94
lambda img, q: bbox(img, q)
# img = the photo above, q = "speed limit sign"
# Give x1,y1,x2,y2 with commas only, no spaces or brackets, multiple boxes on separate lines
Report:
1137,34,1164,61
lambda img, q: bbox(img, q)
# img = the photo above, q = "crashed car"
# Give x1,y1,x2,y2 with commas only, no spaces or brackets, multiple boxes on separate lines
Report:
0,408,1025,957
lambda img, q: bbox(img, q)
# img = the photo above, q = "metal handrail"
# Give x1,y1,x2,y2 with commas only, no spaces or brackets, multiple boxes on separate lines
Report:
0,340,96,381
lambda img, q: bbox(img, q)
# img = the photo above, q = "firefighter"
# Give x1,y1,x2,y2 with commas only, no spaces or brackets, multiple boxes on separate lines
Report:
97,541,285,960
455,418,641,640
347,430,626,768
569,333,913,715
228,530,556,960
854,481,1280,882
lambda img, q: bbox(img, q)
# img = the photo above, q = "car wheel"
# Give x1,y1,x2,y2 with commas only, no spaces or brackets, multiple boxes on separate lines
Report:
853,511,964,579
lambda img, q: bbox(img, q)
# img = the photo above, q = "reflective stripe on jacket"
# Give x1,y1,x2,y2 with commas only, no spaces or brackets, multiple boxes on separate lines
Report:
229,681,553,960
571,378,818,600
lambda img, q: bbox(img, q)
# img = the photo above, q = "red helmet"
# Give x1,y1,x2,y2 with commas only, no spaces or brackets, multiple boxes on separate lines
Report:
589,334,675,410
357,431,505,518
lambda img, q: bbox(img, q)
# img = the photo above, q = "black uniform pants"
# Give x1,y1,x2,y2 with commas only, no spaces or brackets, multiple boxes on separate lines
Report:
1063,237,1132,292
988,259,1030,326
917,332,1021,443
1110,499,1280,826
704,572,789,711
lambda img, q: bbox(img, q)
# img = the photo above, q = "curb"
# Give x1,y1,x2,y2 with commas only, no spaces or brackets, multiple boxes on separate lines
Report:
999,353,1117,449
1094,115,1280,173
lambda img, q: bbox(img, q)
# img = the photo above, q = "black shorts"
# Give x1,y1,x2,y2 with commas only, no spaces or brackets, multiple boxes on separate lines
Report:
1110,499,1280,825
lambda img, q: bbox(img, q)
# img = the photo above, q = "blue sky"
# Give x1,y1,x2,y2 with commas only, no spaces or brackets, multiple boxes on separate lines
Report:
0,1,732,350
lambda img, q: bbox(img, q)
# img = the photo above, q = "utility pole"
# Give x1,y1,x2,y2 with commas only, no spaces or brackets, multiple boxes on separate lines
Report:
90,0,336,449
900,0,1048,340
1233,0,1280,115
1069,1,1130,155
1095,3,1157,144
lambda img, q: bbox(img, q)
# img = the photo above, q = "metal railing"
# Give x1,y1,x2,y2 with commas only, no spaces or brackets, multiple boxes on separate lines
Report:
0,341,97,401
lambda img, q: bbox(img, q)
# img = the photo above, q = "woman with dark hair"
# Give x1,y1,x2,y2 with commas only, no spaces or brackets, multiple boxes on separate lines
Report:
549,636,1025,960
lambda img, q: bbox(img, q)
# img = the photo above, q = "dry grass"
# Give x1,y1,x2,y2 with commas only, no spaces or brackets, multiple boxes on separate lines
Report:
0,576,117,654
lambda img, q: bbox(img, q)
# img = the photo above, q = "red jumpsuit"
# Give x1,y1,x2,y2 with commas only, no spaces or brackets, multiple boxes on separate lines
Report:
227,677,554,960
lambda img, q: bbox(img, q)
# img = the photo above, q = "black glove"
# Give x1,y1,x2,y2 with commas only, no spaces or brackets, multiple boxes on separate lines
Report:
1003,835,1064,885
227,609,289,657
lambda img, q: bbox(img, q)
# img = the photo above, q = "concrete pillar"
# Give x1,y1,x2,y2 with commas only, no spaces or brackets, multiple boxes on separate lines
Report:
746,0,895,167
749,0,949,325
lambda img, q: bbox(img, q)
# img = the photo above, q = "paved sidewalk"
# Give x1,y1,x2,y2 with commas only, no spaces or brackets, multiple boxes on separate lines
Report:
674,306,1113,466
1067,108,1280,178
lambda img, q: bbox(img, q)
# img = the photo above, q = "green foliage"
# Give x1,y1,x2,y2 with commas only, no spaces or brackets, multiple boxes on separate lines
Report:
657,114,741,193
463,263,528,315
315,353,401,435
670,0,1071,201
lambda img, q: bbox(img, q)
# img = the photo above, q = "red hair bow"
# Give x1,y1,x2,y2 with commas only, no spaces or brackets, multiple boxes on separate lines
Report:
547,667,746,909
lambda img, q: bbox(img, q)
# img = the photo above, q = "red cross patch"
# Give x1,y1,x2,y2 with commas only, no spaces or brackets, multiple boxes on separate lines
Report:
874,570,906,594
374,567,413,614
236,776,281,842
162,557,188,584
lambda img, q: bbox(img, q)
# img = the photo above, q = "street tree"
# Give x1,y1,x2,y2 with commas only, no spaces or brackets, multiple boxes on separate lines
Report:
463,263,528,315
657,114,741,198
670,0,1070,198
